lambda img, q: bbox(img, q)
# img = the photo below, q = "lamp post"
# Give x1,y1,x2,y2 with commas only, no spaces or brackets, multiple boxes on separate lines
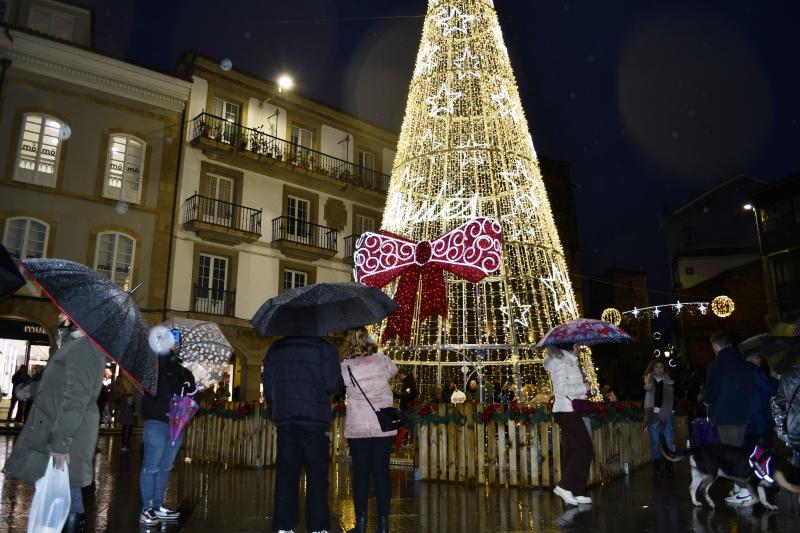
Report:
743,203,778,324
259,74,294,136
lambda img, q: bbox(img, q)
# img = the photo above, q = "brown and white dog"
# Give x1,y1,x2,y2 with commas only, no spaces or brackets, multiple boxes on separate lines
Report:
660,437,800,509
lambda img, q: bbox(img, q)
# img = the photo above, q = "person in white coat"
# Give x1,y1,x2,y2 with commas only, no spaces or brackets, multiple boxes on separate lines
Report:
543,345,594,506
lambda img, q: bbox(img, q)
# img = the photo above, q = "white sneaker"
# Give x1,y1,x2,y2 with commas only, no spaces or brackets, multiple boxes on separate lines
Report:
553,485,579,505
154,506,180,521
277,530,295,533
725,488,753,506
727,485,740,497
575,495,592,505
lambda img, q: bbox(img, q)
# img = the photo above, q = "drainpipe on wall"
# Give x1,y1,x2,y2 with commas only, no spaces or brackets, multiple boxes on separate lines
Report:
0,58,11,93
163,108,188,321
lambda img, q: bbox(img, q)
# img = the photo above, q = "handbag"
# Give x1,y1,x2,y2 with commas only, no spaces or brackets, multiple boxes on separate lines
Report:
347,366,403,432
570,398,599,415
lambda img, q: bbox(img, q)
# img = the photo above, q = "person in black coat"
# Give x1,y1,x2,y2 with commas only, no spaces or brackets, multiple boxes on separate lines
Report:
263,336,343,533
138,351,196,527
7,364,28,423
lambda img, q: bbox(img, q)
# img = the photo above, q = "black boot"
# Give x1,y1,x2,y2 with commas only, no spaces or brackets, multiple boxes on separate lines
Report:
375,515,389,533
347,516,367,533
653,458,661,477
62,512,86,533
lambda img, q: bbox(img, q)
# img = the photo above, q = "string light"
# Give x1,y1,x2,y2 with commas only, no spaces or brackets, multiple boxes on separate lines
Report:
611,297,735,321
372,0,598,401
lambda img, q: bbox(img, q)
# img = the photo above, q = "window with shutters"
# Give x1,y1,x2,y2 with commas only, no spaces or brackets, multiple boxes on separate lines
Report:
14,113,66,187
104,134,145,203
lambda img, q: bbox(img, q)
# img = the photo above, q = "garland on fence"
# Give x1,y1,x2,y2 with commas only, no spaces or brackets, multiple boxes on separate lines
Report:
409,401,643,429
194,400,644,429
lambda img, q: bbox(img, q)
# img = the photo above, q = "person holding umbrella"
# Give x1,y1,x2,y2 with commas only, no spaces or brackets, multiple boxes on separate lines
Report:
6,258,160,532
252,282,396,533
139,335,196,527
2,312,107,533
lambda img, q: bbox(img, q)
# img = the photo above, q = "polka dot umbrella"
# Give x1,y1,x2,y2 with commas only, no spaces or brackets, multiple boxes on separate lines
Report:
161,318,234,391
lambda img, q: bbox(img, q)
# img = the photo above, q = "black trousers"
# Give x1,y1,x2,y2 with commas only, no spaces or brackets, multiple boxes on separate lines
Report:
553,412,593,496
272,425,330,532
347,436,393,518
122,424,133,448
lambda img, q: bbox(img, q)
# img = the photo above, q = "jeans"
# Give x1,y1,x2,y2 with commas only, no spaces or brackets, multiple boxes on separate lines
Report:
69,485,83,514
273,425,331,532
647,413,675,459
348,437,393,518
553,412,594,496
140,420,184,511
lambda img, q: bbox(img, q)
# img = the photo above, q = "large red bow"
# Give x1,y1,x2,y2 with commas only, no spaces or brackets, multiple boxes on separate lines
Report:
354,217,503,344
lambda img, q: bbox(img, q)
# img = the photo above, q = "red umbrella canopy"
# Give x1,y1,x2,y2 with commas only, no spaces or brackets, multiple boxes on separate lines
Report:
537,318,632,347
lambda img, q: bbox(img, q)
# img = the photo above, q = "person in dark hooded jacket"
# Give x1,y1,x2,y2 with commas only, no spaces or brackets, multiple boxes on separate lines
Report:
263,336,343,533
773,363,800,463
705,330,755,505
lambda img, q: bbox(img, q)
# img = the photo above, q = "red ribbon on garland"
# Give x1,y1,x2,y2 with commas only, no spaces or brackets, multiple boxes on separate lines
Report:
353,217,503,343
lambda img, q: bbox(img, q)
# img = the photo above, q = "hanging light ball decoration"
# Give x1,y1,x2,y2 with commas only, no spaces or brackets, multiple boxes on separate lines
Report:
711,295,735,318
601,308,622,326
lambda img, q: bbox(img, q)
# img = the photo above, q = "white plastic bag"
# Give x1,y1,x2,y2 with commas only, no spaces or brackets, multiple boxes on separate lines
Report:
27,458,71,533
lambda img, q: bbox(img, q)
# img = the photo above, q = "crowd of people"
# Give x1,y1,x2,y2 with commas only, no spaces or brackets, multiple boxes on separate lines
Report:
3,310,800,532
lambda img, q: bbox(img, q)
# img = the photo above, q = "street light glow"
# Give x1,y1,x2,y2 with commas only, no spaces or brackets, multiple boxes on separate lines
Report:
743,203,754,211
277,74,294,92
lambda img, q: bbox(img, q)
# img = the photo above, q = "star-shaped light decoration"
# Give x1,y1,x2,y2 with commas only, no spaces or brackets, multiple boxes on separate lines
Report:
499,294,532,328
698,303,708,315
653,307,661,317
501,159,539,210
456,135,488,169
674,301,684,313
491,85,519,123
453,46,481,79
398,166,426,190
426,83,462,118
632,307,640,318
415,41,440,78
416,128,443,155
434,5,475,37
541,263,578,318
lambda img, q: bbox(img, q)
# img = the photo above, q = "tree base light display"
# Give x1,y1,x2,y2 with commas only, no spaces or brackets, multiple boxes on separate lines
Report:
362,0,599,401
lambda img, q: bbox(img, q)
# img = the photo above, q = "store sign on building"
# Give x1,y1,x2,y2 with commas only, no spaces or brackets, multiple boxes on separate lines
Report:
0,319,51,345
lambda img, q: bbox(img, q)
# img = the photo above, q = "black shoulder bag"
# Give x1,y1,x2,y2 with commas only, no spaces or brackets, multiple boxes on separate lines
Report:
347,366,403,432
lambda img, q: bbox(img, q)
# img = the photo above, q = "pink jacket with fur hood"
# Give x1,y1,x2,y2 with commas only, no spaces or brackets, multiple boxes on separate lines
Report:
342,352,398,438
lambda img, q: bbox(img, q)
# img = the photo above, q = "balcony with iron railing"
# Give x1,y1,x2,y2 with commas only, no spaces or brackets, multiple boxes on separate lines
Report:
272,216,338,261
343,234,362,263
191,285,236,317
189,112,391,195
183,193,262,245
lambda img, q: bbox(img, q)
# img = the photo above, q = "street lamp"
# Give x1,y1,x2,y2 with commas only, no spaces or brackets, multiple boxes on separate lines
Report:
743,203,754,211
276,74,294,93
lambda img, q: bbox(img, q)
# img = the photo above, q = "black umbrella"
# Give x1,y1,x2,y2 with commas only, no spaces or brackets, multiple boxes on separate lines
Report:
251,282,397,337
22,258,158,393
0,244,25,302
740,334,800,374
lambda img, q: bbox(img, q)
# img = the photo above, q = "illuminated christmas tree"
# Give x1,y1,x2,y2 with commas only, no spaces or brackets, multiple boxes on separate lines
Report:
359,0,599,400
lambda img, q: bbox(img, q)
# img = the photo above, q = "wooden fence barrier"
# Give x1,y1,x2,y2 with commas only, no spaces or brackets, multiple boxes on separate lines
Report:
182,401,687,488
182,402,347,467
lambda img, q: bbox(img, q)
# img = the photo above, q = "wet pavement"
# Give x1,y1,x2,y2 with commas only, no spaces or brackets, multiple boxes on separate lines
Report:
0,433,798,532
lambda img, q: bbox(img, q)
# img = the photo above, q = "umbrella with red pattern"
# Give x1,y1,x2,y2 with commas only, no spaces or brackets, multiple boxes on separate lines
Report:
536,318,632,347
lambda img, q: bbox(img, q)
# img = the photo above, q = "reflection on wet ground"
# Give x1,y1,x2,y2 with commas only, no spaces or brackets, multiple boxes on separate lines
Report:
0,434,797,532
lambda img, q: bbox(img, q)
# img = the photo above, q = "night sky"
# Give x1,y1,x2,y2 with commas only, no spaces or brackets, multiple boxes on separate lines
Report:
83,0,800,305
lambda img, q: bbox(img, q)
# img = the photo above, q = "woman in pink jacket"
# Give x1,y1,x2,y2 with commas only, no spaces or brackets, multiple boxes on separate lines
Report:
342,328,397,533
